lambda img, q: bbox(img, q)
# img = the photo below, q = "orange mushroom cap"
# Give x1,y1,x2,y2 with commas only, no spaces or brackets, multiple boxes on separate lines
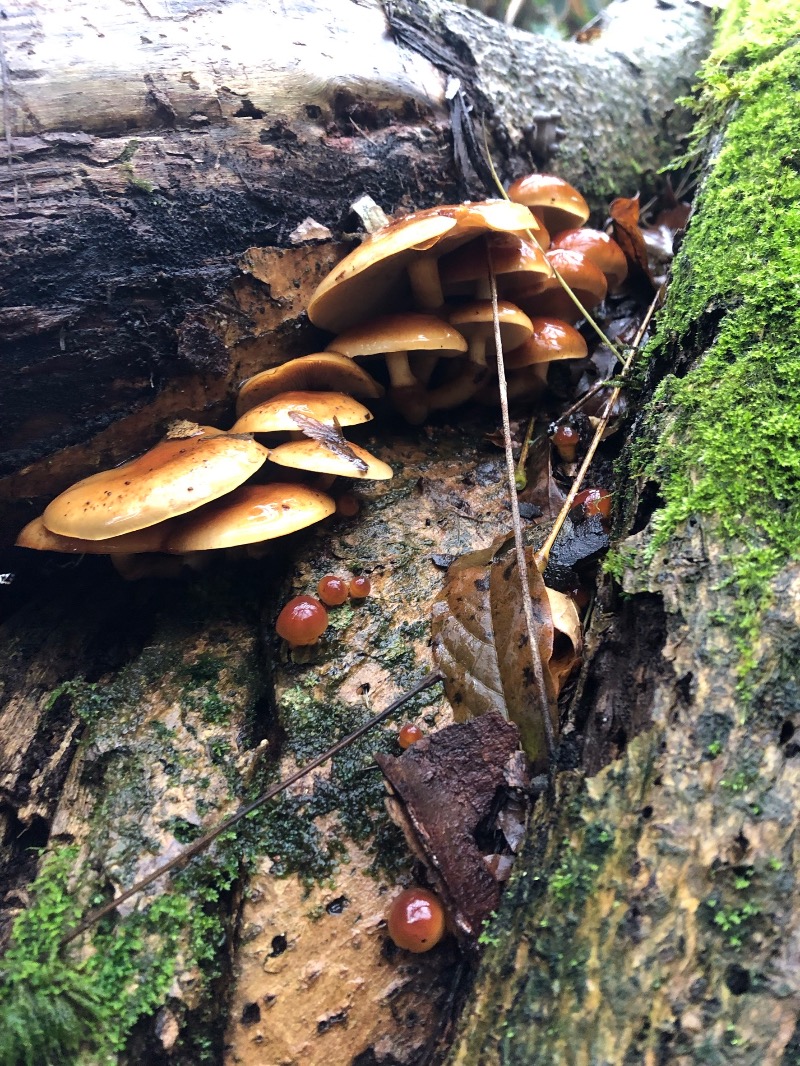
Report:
507,173,590,234
549,228,628,291
42,433,269,540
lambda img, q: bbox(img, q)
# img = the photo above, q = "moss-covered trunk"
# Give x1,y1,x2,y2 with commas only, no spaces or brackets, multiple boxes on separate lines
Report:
448,2,800,1062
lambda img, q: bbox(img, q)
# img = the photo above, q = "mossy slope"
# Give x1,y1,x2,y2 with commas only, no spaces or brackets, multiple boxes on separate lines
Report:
626,0,800,685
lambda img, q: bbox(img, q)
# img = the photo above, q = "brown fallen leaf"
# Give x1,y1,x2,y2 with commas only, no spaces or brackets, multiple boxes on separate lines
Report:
518,433,565,522
609,193,657,292
430,535,582,770
375,711,522,953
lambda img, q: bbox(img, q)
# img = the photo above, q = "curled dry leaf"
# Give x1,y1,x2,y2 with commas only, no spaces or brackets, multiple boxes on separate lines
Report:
430,534,582,770
609,193,657,292
518,433,565,522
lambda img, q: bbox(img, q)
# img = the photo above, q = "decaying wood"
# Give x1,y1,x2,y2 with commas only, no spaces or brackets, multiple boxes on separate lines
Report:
376,712,521,950
0,0,712,548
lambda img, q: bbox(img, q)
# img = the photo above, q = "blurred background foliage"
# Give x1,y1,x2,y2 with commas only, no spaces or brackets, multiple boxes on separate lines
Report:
458,0,609,37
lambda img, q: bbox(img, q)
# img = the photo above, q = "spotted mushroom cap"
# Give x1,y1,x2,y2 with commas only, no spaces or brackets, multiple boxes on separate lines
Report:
41,433,269,540
231,391,374,434
236,353,384,417
507,174,591,234
268,438,393,480
163,483,336,551
307,200,542,333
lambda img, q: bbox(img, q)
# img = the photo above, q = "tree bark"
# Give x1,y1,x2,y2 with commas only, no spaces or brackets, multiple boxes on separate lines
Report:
0,1,735,1064
0,0,712,548
448,5,800,1062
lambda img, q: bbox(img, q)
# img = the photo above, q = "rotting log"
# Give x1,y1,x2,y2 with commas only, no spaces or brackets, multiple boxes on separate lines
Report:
0,1,724,1063
0,0,713,548
448,3,800,1062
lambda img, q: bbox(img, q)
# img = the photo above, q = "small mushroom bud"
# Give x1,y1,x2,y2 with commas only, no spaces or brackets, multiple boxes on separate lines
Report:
349,576,371,600
317,575,349,606
276,595,329,646
551,424,580,463
387,887,446,953
398,723,424,749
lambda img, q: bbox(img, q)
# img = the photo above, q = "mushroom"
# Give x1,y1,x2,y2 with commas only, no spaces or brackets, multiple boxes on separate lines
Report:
387,887,446,953
276,595,329,647
236,352,384,417
512,249,607,324
479,317,588,404
41,432,269,540
326,313,468,424
427,300,533,411
549,228,628,291
507,173,590,236
16,515,168,555
307,199,542,333
231,391,374,434
163,483,335,552
268,438,393,480
438,232,551,301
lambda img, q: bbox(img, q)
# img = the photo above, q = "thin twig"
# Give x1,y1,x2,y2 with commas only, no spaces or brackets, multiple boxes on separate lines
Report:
534,289,662,570
488,250,556,763
61,671,443,946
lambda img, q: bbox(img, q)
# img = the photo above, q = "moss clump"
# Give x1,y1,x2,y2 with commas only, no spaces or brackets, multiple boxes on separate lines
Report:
0,848,192,1066
628,12,800,689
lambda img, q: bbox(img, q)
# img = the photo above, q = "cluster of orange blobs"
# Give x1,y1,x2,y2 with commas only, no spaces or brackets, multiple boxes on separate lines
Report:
275,573,372,647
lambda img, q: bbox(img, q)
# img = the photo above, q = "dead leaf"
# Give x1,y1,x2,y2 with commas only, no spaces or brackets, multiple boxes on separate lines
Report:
375,712,521,951
518,434,566,521
609,193,657,291
431,535,580,770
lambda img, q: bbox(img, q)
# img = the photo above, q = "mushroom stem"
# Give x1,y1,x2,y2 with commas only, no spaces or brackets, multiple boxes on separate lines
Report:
468,332,489,368
385,350,428,424
384,350,417,389
427,359,489,411
407,255,444,310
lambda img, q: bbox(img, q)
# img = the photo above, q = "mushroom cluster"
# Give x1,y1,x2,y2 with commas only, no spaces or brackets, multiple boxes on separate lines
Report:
16,174,624,564
16,352,391,568
304,178,627,422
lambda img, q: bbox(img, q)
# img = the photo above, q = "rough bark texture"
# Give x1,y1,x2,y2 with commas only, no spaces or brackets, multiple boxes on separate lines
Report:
0,0,712,549
447,4,800,1062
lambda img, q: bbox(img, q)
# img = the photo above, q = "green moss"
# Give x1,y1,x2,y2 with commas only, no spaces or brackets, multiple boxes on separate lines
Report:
0,848,193,1065
628,20,800,692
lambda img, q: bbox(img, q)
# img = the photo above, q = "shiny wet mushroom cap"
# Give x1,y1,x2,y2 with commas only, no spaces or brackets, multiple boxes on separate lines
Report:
268,438,393,480
231,391,374,434
507,173,591,235
327,312,468,423
163,483,336,552
515,249,607,324
549,228,628,291
307,199,542,333
41,433,269,540
439,232,551,300
504,317,588,370
236,352,384,417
